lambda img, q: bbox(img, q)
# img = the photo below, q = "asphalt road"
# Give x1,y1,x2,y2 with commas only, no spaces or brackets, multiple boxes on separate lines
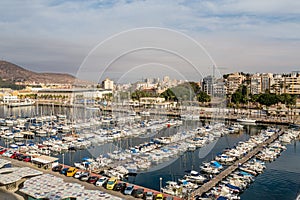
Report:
0,188,23,200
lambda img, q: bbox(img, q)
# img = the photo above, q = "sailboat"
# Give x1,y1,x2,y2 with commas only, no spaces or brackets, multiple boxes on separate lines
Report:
7,99,35,107
236,117,256,123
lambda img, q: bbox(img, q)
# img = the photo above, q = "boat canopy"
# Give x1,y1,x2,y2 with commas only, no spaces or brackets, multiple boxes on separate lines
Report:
225,183,241,191
82,157,90,161
217,196,228,200
211,161,222,168
240,171,252,176
190,170,199,175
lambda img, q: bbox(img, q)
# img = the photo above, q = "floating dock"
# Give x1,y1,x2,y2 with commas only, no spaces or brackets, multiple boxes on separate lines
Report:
191,130,285,198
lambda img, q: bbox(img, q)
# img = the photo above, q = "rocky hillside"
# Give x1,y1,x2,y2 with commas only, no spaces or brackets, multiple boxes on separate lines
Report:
0,60,85,85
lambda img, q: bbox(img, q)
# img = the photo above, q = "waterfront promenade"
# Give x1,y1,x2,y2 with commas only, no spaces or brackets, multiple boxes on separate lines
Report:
36,101,299,125
191,130,285,198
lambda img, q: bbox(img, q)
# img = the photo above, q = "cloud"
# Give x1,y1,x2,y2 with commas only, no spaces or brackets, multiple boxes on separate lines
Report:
0,0,299,80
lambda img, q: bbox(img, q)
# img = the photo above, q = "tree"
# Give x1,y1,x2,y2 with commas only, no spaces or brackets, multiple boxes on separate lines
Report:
131,90,156,101
197,91,211,103
160,82,200,102
278,93,297,120
160,88,178,101
257,93,279,107
223,74,230,79
231,91,243,104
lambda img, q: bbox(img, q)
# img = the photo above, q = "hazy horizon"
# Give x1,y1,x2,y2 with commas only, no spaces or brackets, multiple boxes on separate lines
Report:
1,1,300,82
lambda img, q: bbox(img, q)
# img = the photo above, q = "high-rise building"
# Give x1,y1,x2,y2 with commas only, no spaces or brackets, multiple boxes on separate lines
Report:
225,73,245,94
214,78,226,97
102,78,114,90
261,73,273,93
271,74,284,94
250,73,261,94
202,75,214,95
284,72,300,94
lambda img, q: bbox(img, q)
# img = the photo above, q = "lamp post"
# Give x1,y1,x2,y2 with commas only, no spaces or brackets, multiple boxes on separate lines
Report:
159,177,162,192
62,153,65,167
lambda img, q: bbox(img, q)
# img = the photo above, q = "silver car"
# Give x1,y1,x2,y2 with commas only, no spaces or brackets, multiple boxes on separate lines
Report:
123,185,134,195
144,191,154,200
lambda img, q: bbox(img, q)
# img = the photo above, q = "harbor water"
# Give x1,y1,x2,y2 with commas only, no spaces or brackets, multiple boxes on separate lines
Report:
240,140,300,200
1,105,300,199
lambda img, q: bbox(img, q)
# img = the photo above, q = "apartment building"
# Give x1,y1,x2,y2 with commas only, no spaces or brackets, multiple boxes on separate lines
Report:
225,73,245,95
284,72,300,95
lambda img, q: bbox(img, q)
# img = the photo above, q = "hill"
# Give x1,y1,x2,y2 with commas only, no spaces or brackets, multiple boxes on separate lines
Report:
0,60,85,85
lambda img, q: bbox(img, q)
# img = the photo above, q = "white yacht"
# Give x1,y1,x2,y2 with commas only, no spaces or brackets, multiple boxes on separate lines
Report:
237,117,256,123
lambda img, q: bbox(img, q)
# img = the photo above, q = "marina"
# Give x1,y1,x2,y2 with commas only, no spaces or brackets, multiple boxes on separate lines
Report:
0,105,299,199
1,1,300,199
16,101,300,125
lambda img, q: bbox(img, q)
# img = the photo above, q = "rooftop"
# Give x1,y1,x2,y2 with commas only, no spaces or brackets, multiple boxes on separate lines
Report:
31,155,59,164
20,174,123,200
0,159,11,168
0,166,43,185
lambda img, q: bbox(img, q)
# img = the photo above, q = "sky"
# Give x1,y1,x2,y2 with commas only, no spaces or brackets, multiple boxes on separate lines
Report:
0,0,300,82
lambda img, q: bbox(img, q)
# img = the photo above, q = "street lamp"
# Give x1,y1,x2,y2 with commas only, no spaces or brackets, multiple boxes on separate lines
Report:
62,153,65,167
159,177,162,192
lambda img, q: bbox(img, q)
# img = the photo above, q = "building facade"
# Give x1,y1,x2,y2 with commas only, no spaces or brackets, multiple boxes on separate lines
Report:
284,72,300,95
225,73,245,95
102,78,114,90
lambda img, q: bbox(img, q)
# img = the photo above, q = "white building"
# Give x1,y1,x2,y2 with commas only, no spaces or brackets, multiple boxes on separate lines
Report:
2,95,18,103
102,78,114,90
250,73,262,94
37,88,112,102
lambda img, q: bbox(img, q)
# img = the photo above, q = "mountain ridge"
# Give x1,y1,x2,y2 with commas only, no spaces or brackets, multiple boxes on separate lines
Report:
0,60,86,85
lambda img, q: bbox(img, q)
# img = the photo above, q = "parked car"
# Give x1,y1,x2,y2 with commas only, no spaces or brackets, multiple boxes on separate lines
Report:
106,177,117,190
0,148,7,154
164,196,174,200
79,172,90,181
10,152,18,159
113,182,126,192
144,191,154,200
17,154,25,161
66,167,78,177
52,165,63,172
155,194,164,200
23,156,31,162
132,188,144,198
74,171,84,179
87,176,99,184
60,167,69,175
2,150,14,157
96,177,108,187
124,185,134,195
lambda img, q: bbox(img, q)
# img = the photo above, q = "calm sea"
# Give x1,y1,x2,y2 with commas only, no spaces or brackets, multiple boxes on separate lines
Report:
0,105,299,200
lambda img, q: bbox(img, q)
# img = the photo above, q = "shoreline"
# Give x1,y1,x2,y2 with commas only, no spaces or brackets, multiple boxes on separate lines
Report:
2,102,299,125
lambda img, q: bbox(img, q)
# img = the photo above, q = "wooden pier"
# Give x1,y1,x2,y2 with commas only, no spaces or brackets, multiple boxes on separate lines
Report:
191,130,285,198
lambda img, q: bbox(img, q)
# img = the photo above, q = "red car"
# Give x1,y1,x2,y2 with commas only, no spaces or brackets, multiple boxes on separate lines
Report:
23,156,31,162
0,148,7,155
87,176,99,184
10,152,18,159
